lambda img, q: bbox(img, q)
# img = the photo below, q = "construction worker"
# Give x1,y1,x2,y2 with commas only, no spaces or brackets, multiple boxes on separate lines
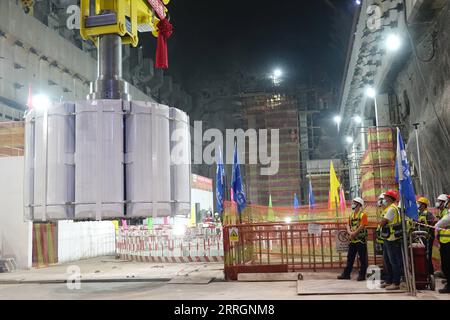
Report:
435,204,450,293
378,189,403,290
375,193,386,253
375,193,389,282
436,194,449,220
435,194,450,292
338,197,368,281
377,193,386,209
416,197,436,275
435,194,449,279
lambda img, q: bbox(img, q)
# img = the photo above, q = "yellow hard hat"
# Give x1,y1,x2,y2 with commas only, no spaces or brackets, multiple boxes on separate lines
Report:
417,197,430,207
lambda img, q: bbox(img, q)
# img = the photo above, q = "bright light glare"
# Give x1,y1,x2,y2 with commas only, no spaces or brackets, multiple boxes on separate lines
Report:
173,224,186,236
284,217,292,224
333,115,342,124
33,94,50,110
386,34,401,51
353,116,362,124
366,87,376,98
346,136,354,144
273,69,283,78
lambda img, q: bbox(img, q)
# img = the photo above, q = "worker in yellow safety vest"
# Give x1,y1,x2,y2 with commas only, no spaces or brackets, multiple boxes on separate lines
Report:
338,197,368,281
416,197,436,275
436,194,449,220
378,189,403,290
376,193,386,250
435,194,450,293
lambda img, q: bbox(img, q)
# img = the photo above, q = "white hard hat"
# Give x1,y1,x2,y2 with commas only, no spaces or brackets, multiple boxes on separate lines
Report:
353,197,365,207
437,194,448,202
378,193,385,199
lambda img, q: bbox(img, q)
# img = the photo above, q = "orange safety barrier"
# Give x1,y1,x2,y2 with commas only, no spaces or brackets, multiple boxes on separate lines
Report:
32,223,58,268
223,222,382,280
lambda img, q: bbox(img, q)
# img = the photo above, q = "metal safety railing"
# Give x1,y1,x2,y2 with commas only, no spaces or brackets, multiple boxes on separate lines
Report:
223,222,382,280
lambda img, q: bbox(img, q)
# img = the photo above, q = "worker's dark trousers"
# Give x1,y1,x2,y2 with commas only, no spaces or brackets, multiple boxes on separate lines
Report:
440,242,450,283
383,240,403,285
426,237,435,275
342,242,368,278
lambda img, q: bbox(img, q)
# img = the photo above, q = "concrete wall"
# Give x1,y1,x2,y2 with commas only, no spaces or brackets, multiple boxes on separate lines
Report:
0,156,32,269
393,2,450,196
57,220,116,264
191,189,214,213
0,157,117,269
339,0,449,197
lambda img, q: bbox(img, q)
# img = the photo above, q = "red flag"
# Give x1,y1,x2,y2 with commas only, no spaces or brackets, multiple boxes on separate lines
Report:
155,18,173,69
27,84,33,110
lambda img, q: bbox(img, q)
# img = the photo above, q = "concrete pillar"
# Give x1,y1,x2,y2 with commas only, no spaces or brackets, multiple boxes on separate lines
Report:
298,113,309,204
149,69,164,92
375,93,391,127
159,75,173,102
348,143,360,198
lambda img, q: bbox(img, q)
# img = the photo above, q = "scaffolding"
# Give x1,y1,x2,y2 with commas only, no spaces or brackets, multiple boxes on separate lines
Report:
242,93,301,207
0,121,24,157
359,127,398,201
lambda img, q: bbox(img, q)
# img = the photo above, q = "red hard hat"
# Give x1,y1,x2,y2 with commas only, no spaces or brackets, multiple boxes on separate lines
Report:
385,189,399,201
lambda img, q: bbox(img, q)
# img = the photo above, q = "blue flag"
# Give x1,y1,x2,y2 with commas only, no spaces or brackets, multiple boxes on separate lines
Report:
231,143,246,214
395,128,419,221
308,179,315,209
216,146,225,214
294,193,299,210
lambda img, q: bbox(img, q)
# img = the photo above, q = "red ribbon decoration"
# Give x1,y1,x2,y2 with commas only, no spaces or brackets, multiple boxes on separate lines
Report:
155,18,173,69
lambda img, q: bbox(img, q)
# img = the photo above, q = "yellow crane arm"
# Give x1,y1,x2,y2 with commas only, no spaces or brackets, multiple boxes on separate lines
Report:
80,0,170,47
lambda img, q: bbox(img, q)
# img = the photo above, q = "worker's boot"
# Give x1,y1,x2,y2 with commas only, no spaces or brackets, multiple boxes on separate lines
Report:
380,282,391,288
337,274,351,280
438,285,450,294
357,274,366,281
399,281,408,290
385,284,400,290
434,271,445,278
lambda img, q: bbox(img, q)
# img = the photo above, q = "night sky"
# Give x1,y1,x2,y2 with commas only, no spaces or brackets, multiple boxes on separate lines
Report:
142,0,357,91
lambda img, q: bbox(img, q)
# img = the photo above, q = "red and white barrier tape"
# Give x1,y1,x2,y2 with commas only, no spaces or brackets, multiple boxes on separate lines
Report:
119,254,224,263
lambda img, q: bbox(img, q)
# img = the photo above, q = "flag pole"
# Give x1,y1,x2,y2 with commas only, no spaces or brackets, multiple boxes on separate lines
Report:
238,207,242,225
396,126,416,296
335,196,339,225
400,199,415,296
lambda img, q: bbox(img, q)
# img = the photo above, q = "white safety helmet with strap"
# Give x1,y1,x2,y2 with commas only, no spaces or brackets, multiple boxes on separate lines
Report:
377,193,385,207
436,194,448,208
353,197,365,207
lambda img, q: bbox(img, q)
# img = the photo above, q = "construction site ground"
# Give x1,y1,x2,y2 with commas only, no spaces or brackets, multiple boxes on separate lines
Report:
0,257,449,300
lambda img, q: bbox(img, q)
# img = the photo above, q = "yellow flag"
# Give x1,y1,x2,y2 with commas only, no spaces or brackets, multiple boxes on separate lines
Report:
329,161,341,210
189,205,197,227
